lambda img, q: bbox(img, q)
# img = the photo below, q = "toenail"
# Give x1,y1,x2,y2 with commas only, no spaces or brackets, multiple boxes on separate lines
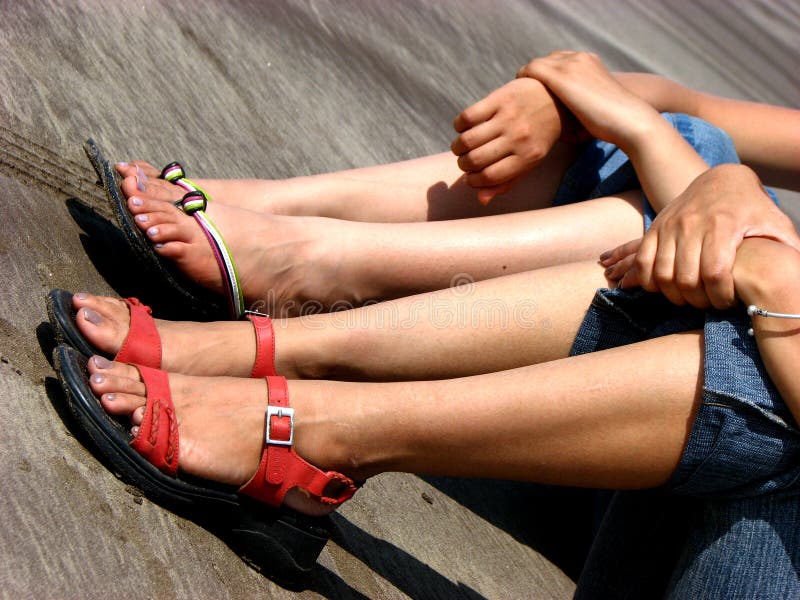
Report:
93,356,113,369
90,373,105,384
135,214,149,223
147,226,159,237
82,308,103,325
75,292,88,300
136,176,146,192
131,197,143,206
136,166,148,182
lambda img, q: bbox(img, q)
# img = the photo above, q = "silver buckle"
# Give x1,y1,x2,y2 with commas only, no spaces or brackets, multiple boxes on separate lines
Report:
266,406,294,446
245,309,271,319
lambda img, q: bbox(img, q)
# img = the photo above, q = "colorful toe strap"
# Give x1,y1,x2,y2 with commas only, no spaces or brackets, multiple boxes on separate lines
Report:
131,366,180,476
160,161,245,319
160,161,209,198
239,376,359,507
115,298,162,368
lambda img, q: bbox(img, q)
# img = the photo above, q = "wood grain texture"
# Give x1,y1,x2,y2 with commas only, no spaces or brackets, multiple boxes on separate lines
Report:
0,1,797,597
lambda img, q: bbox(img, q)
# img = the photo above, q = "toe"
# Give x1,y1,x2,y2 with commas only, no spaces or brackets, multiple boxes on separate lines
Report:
99,391,147,416
89,369,146,398
73,298,130,357
128,194,181,218
128,161,161,177
121,174,179,203
144,222,191,244
87,356,140,379
131,405,145,425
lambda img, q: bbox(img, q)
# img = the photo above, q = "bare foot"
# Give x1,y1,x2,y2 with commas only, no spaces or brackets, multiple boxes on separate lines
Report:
115,169,364,316
87,358,355,516
73,293,258,376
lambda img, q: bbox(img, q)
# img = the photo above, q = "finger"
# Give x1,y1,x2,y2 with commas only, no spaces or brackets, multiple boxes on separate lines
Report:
700,232,738,310
464,155,523,189
673,235,710,309
457,137,512,173
453,98,497,133
599,238,642,267
632,231,660,293
652,237,684,305
451,119,500,156
604,254,636,282
618,263,641,289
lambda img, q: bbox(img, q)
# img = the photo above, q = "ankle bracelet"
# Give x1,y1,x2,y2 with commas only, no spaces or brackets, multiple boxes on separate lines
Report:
747,304,800,336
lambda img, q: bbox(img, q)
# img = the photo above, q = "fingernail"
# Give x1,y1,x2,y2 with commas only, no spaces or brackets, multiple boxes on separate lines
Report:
90,373,105,384
93,356,113,369
104,393,116,402
136,176,146,192
75,292,88,300
82,307,102,325
599,250,612,261
604,268,614,277
136,166,148,182
135,214,149,223
147,226,159,237
131,426,139,436
154,243,164,249
131,197,143,207
116,162,129,168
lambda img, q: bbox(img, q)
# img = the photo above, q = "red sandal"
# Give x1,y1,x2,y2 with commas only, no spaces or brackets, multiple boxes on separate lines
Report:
131,366,358,507
53,344,357,579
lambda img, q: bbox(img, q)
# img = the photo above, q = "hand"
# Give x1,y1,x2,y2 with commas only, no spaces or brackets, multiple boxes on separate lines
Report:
516,51,661,151
451,78,568,205
601,165,800,309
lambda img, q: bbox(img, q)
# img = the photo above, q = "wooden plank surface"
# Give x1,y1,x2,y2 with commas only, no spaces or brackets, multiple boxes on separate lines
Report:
1,1,796,598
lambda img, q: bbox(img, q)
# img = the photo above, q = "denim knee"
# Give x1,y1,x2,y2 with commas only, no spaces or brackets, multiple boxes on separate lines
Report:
667,113,739,168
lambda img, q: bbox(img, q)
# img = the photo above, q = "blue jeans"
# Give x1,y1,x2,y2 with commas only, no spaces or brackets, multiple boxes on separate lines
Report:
558,115,800,598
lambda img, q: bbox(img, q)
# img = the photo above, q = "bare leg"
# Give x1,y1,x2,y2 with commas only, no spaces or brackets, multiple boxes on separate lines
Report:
121,178,643,313
88,331,703,515
121,142,578,223
75,258,610,380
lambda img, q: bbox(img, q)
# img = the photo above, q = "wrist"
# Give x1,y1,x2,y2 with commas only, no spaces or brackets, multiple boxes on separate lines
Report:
617,113,675,156
735,239,800,310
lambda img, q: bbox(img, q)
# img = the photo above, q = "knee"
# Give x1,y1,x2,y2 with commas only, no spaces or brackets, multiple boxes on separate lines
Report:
662,113,740,167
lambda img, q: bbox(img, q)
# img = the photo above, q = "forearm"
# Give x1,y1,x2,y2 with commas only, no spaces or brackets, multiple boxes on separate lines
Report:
734,238,800,424
615,73,800,191
620,115,709,213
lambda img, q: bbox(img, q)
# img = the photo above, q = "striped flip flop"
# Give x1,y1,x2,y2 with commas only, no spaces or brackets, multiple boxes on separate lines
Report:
83,139,240,320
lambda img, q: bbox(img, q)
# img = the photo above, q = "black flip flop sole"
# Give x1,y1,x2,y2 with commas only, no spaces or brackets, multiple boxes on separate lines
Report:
83,139,226,320
53,344,330,582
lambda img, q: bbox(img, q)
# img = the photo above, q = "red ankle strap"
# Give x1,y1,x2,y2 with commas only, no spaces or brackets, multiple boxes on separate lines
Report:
239,376,358,507
116,298,161,367
247,313,276,378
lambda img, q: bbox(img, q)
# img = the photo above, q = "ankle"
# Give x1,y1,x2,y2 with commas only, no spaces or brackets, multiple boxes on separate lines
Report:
289,380,385,482
272,315,331,380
